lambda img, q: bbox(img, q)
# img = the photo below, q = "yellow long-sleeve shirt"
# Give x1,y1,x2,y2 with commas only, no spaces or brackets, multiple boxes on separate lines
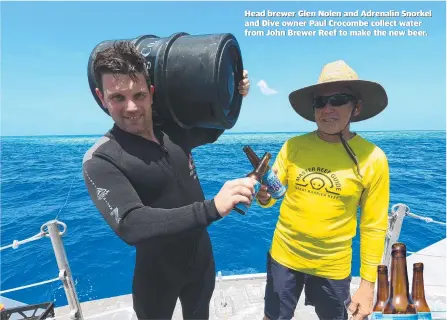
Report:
260,131,390,282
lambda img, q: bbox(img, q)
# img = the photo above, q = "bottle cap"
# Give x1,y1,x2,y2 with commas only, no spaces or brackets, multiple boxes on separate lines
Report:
391,242,407,252
377,265,388,272
413,262,424,270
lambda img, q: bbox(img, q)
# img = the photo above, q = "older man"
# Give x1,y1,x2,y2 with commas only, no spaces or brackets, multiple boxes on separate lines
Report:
257,60,390,320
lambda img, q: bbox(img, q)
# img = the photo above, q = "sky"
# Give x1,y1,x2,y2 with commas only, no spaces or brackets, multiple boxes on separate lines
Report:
1,0,446,136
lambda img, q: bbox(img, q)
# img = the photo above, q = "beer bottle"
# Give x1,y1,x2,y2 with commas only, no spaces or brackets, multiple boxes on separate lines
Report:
411,263,432,320
242,146,286,199
233,152,271,215
371,265,389,319
382,242,417,318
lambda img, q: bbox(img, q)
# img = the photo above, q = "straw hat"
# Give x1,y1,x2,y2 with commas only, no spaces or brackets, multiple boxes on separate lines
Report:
288,60,388,122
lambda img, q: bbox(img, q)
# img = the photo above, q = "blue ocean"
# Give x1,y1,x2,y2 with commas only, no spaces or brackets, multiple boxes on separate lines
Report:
1,131,446,308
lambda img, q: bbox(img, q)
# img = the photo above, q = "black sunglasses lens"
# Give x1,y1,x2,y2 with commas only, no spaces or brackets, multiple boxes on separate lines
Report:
314,94,354,108
329,95,350,106
313,96,327,108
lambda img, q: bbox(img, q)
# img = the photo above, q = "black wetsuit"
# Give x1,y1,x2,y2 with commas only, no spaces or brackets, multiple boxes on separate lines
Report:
82,122,224,319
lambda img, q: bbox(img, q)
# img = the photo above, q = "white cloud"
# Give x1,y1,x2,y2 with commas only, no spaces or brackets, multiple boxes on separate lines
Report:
256,80,278,95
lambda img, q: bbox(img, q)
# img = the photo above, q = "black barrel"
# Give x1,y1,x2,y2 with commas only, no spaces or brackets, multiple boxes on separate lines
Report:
87,32,244,130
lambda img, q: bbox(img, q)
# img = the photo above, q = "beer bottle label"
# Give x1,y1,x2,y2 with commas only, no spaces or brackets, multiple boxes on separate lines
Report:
370,311,383,319
381,315,418,319
263,170,286,199
416,312,432,320
234,181,261,214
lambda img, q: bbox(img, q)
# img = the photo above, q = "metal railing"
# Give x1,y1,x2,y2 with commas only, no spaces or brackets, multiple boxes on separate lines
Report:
0,220,84,320
1,202,445,319
381,203,446,273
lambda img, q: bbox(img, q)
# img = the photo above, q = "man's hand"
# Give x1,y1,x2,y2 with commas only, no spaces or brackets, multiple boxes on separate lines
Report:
256,185,271,205
214,177,258,217
348,279,375,320
238,70,250,97
256,167,278,205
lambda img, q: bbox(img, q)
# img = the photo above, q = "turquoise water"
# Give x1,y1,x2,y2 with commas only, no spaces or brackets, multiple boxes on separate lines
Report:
1,131,445,307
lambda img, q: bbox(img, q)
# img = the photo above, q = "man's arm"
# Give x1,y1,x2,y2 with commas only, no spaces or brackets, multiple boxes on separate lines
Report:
83,155,222,246
347,148,390,319
358,148,390,282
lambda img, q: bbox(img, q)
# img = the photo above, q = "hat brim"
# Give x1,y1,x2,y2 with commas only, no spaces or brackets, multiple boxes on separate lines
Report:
288,80,388,122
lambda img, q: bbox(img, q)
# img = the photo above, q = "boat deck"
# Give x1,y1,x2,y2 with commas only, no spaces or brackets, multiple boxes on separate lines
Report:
51,239,447,320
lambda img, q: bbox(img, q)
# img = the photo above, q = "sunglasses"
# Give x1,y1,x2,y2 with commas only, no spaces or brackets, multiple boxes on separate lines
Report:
313,93,357,109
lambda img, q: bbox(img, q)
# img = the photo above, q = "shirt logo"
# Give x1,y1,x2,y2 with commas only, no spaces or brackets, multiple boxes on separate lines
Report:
295,167,342,199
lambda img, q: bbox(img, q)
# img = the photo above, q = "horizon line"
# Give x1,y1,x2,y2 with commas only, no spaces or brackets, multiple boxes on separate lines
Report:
1,129,446,138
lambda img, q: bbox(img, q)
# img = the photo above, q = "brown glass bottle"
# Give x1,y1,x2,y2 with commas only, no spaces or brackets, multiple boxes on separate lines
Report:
243,146,261,168
411,262,432,319
382,243,417,318
242,146,286,199
371,265,389,319
233,152,271,215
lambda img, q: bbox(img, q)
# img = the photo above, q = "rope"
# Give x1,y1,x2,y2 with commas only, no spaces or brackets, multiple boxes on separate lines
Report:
406,212,446,225
0,277,60,294
0,231,46,251
55,173,77,221
390,204,446,226
0,221,66,252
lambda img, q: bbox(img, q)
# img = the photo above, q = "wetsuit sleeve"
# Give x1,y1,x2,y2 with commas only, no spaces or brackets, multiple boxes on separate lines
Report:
82,155,222,246
256,140,289,208
358,149,390,282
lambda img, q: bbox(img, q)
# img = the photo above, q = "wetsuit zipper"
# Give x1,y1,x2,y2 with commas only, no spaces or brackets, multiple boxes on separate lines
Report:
162,142,197,269
156,131,182,190
162,146,182,189
157,130,196,268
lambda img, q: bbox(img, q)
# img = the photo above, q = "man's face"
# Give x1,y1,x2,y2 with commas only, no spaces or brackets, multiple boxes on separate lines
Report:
313,84,361,134
96,73,153,136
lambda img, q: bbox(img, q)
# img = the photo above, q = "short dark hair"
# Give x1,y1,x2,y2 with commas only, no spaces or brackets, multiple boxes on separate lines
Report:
93,40,151,93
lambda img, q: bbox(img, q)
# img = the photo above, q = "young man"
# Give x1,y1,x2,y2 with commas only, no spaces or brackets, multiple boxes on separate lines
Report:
256,60,390,320
82,40,255,319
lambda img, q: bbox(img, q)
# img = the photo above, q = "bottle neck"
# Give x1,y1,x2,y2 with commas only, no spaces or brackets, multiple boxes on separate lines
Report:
246,151,260,167
412,270,426,300
253,153,271,177
389,253,411,298
245,148,271,170
254,165,268,177
376,271,390,301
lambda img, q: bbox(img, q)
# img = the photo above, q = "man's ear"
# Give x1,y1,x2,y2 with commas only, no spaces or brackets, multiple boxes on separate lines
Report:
149,85,155,106
353,100,362,117
95,88,106,107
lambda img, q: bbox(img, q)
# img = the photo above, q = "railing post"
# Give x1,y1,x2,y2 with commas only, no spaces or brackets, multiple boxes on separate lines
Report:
46,220,83,320
382,204,407,273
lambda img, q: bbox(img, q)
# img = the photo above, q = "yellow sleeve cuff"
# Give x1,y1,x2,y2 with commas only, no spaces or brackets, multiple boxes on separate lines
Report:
256,196,276,208
360,264,379,283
